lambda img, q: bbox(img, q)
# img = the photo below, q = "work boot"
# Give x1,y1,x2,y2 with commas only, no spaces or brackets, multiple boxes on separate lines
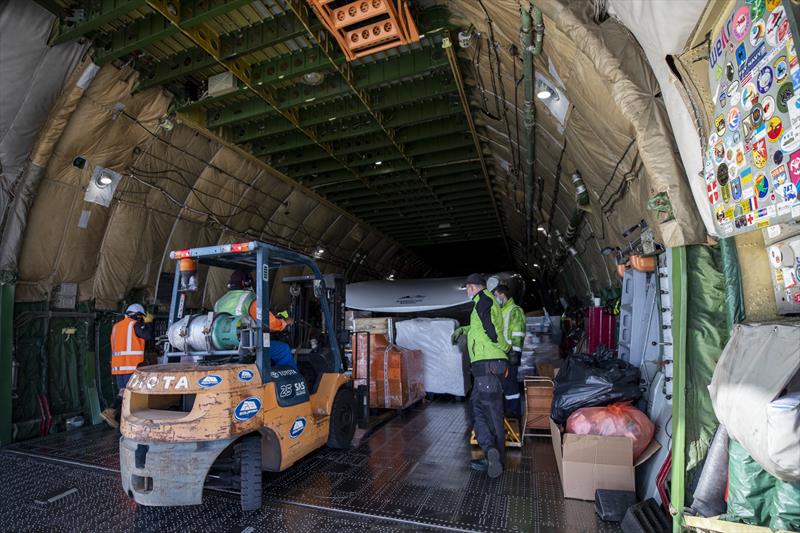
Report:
100,408,119,429
470,458,488,472
486,447,503,479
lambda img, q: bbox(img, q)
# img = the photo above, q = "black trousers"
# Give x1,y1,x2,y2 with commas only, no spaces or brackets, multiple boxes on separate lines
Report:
503,363,521,418
471,359,508,457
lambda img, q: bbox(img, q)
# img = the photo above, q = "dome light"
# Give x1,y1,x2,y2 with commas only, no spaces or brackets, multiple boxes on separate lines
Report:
96,173,114,187
536,88,552,100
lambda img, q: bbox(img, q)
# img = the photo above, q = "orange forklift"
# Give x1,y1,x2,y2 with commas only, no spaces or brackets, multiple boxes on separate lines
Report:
119,241,355,510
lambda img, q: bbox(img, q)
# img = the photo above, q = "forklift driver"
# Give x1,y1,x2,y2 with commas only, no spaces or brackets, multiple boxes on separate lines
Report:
216,270,297,369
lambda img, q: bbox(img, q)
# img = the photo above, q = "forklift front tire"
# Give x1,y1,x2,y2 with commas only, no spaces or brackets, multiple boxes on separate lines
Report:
238,435,262,511
327,386,357,449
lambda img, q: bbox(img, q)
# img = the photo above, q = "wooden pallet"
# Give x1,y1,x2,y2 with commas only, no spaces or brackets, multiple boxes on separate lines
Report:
523,377,554,438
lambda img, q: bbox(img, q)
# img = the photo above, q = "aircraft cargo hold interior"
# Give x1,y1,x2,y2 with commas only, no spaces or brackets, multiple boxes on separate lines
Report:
0,1,799,532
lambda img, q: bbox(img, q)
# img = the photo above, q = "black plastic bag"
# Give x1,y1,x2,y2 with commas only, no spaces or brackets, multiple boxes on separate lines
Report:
550,353,642,424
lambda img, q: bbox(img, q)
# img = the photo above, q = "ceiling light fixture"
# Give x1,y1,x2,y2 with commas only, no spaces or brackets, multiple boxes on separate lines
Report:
536,87,552,100
375,160,382,166
301,71,325,86
96,172,114,187
532,263,540,268
314,247,325,258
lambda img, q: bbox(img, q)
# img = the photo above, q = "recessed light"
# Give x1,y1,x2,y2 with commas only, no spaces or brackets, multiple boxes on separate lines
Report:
305,97,316,103
375,161,382,166
536,88,552,99
532,263,539,268
96,173,113,187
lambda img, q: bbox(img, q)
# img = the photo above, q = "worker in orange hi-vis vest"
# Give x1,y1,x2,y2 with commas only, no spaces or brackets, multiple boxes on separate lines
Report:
100,303,153,428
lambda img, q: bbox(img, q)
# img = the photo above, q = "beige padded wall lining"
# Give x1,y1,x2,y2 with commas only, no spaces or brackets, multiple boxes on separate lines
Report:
15,63,426,308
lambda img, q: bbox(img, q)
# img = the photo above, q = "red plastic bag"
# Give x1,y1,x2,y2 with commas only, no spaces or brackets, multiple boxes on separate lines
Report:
565,402,655,459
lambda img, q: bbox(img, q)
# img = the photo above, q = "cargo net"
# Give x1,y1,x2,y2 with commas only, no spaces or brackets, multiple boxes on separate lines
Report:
308,0,421,61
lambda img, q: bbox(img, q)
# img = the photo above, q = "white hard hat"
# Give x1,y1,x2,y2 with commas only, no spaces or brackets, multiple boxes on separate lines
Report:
126,303,145,316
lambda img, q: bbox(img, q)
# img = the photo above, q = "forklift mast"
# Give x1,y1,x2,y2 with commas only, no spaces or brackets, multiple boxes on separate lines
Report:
282,274,347,354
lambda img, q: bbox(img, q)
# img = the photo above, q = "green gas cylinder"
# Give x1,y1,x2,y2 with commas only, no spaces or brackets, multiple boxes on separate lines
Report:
211,313,241,350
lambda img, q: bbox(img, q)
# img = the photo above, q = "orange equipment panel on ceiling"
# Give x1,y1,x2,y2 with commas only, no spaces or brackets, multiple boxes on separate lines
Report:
308,0,421,61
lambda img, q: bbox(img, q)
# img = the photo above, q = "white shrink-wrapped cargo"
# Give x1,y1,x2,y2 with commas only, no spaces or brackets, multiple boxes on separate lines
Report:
395,318,470,397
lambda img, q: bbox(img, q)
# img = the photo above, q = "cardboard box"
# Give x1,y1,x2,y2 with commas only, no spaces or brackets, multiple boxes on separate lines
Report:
549,419,660,501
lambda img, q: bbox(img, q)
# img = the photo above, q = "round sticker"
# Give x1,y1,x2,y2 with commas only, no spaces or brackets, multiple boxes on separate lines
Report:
741,82,757,110
735,147,745,167
726,146,735,163
766,5,786,47
751,103,764,126
714,141,725,164
709,132,719,146
750,19,766,46
755,173,770,198
732,6,751,42
233,397,262,422
727,107,741,130
774,150,784,164
767,116,783,142
774,56,788,82
715,114,726,135
766,0,781,11
780,129,800,151
726,62,735,82
777,82,794,113
719,89,728,108
757,66,774,93
762,95,776,119
732,130,742,144
717,163,729,186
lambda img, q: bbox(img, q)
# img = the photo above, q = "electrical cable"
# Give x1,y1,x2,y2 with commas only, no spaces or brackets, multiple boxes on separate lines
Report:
597,138,636,203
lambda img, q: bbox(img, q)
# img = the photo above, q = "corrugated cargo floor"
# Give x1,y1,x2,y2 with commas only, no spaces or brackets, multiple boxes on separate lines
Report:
1,399,620,533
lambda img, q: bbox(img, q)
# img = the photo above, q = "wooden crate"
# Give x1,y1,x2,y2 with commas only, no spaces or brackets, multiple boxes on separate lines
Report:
352,317,395,336
524,377,554,436
352,333,424,409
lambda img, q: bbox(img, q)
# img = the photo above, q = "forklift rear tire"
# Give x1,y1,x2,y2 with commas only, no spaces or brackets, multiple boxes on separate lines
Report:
238,435,262,511
327,386,356,449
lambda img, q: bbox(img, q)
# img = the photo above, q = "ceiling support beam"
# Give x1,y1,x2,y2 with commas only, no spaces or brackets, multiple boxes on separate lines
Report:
284,135,473,177
138,13,314,90
313,162,480,193
49,0,147,45
443,34,510,258
260,117,469,164
286,0,465,235
210,67,452,129
143,0,393,214
95,0,253,64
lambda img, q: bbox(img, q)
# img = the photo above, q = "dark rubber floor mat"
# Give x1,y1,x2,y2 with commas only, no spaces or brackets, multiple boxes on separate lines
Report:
5,400,621,532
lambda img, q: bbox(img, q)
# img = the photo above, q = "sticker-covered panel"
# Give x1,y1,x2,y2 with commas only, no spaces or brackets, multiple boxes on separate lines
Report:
706,0,800,236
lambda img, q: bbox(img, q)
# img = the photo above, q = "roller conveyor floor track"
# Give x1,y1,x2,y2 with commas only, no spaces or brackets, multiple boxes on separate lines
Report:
2,400,621,533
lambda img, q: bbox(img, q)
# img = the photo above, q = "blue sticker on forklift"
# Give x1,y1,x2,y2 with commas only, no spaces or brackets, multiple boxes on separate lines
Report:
234,397,261,422
238,369,254,382
289,416,306,439
197,374,222,388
